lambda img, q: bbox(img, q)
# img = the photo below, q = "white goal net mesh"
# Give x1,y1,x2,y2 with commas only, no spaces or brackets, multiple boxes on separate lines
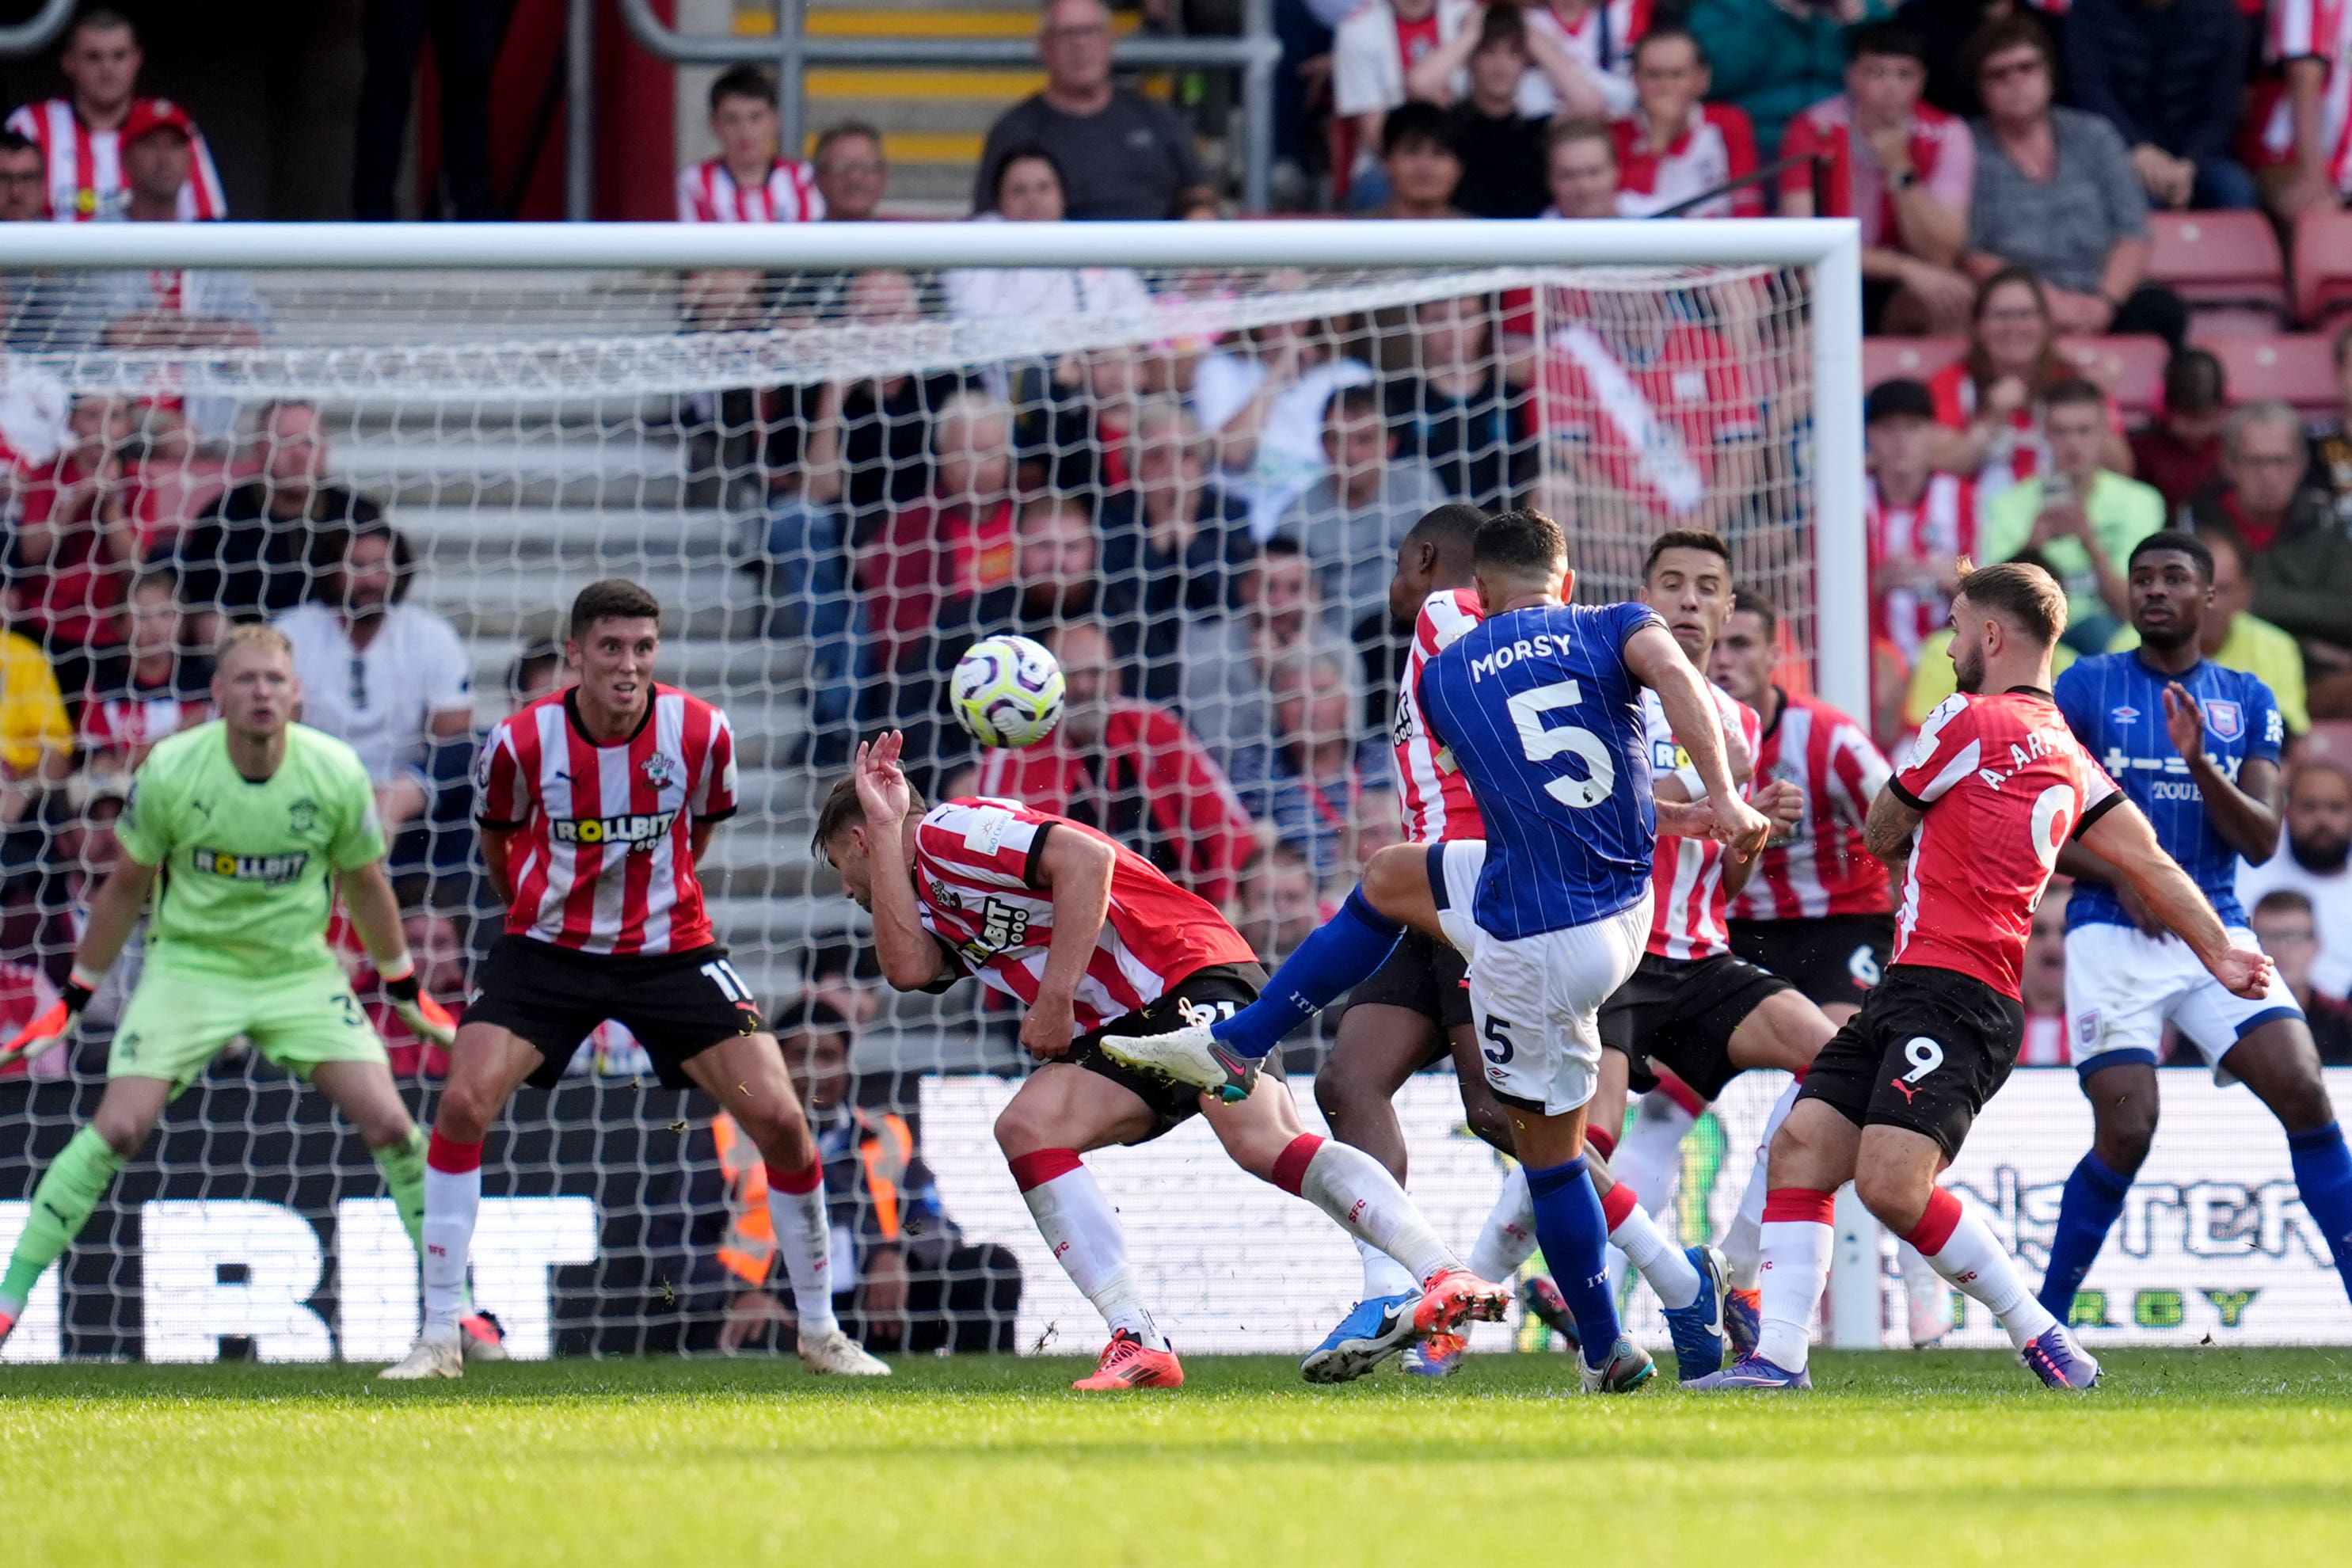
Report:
2,249,2298,1364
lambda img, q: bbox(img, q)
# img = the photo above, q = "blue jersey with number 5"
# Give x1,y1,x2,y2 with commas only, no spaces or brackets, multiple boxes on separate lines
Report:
1419,599,1664,938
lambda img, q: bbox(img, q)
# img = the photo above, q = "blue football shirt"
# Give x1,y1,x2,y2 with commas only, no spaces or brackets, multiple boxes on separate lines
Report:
1418,599,1663,938
2052,650,2283,931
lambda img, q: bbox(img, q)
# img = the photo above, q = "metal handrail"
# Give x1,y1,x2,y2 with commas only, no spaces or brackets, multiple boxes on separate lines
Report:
1652,153,1834,221
614,0,1281,213
0,0,74,58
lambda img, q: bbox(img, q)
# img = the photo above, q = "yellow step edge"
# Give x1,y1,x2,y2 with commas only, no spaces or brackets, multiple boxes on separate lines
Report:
734,10,1141,39
839,131,985,163
807,67,1045,98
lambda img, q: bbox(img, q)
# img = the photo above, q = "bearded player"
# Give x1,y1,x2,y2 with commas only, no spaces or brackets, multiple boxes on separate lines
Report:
2038,532,2352,1326
0,626,498,1355
1709,588,1955,1350
1695,562,2274,1391
382,580,887,1380
1109,509,1774,1390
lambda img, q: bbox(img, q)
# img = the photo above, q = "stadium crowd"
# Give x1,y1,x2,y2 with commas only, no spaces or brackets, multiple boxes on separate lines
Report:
8,2,2352,1346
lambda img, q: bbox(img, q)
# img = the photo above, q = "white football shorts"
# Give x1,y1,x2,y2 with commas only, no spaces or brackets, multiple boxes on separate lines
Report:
1429,839,1651,1116
2064,920,2302,1083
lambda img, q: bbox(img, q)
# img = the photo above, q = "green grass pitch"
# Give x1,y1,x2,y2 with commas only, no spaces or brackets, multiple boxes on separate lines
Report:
6,1350,2351,1566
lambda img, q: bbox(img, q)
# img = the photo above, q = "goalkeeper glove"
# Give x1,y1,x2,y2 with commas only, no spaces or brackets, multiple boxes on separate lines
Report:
383,972,459,1049
379,958,459,1049
1,973,94,1069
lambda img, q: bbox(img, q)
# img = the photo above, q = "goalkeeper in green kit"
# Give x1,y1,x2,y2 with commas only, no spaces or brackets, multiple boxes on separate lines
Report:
0,624,503,1357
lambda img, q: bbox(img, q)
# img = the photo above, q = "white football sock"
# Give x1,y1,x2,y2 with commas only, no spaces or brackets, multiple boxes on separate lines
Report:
419,1137,481,1343
1754,1188,1837,1371
1290,1137,1456,1283
1724,1077,1803,1290
1018,1155,1166,1350
764,1161,841,1339
1912,1194,2055,1351
1607,1185,1700,1310
1360,1236,1419,1300
1468,1165,1539,1282
1614,1091,1697,1216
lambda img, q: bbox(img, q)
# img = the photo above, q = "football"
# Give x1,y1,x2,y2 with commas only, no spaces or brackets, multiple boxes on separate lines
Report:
950,634,1065,748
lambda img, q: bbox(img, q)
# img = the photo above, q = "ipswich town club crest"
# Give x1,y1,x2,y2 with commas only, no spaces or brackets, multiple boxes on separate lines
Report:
641,752,675,790
2205,699,2244,742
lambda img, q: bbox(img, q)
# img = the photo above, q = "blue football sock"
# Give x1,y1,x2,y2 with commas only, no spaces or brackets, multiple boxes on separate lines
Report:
2288,1123,2352,1304
1210,888,1402,1059
2037,1151,2133,1319
1524,1155,1622,1368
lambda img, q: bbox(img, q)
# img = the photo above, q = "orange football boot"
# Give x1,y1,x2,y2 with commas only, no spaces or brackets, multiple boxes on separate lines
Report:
1072,1329,1184,1391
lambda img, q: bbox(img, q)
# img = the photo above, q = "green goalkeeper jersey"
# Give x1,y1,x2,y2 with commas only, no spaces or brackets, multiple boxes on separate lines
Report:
112,720,387,979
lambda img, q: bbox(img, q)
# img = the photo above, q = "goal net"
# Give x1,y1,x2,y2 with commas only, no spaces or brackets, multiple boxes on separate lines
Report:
26,221,2314,1367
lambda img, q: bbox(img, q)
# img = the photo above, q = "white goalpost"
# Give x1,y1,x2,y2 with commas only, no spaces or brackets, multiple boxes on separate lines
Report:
0,217,1953,1363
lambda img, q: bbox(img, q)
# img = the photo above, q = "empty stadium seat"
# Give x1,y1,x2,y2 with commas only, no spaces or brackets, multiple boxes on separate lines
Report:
2202,333,2342,420
2148,211,2289,333
1863,336,1966,387
2293,207,2352,330
2057,334,2170,420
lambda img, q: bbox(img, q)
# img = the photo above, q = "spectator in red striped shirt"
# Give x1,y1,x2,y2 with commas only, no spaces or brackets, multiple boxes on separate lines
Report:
76,569,211,782
677,67,823,225
1779,25,1976,336
1611,27,1761,219
4,10,226,223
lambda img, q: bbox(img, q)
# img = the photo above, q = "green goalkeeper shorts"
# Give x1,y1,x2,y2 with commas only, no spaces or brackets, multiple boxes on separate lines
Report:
108,961,388,1092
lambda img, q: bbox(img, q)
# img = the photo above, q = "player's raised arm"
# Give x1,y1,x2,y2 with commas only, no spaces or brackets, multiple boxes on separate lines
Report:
1020,825,1117,1061
2079,798,2276,999
853,733,948,993
2163,682,2284,865
1623,621,1770,857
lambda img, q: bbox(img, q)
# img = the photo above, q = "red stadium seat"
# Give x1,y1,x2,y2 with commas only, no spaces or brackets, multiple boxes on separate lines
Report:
1863,336,1966,387
2147,211,2288,332
2293,207,2352,330
2056,334,2170,421
2202,334,2342,419
2293,721,2352,767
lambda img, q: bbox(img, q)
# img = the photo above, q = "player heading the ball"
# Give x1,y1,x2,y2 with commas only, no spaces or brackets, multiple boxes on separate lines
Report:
380,580,888,1380
0,624,497,1357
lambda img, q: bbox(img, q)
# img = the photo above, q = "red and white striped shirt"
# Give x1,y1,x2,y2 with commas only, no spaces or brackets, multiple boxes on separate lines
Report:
1728,689,1892,922
1642,683,1761,961
474,685,738,957
5,98,226,222
1395,587,1486,843
911,798,1259,1033
676,158,824,223
1519,0,1653,117
1612,104,1762,219
1536,319,1757,517
2259,0,2352,192
1868,471,1978,668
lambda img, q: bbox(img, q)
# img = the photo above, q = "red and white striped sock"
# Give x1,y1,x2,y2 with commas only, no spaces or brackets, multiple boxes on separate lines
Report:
420,1131,481,1342
764,1159,840,1339
1010,1149,1165,1350
1277,1135,1456,1283
1902,1188,2056,1350
1723,1075,1806,1289
1600,1180,1699,1310
1754,1186,1836,1370
1468,1163,1538,1283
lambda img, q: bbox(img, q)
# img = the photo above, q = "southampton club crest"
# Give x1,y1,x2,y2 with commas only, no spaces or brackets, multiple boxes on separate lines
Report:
641,752,675,790
287,797,319,835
